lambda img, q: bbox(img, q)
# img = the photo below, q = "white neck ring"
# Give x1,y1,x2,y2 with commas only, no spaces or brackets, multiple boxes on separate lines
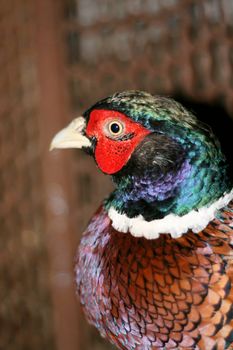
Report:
108,189,233,239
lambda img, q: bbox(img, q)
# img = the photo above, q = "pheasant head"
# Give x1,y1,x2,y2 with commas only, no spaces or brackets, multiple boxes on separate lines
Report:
51,90,233,238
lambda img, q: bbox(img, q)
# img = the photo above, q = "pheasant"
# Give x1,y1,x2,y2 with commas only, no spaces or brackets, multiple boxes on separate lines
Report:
51,91,233,350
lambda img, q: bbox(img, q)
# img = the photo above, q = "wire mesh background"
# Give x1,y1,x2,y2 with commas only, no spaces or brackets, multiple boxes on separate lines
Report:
0,0,233,349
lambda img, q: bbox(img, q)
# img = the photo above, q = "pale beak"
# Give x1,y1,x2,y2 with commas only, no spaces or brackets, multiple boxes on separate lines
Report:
50,116,91,151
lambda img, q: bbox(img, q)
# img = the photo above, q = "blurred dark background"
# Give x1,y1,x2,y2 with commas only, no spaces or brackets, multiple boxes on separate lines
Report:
1,0,233,349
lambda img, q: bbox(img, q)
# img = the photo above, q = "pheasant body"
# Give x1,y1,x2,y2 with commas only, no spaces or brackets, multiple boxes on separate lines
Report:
76,203,233,350
51,91,233,349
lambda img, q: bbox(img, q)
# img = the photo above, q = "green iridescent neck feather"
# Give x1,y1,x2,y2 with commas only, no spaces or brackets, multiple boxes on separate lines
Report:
99,91,233,220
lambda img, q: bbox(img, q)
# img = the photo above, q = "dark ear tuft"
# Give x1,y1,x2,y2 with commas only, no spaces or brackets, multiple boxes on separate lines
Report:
114,133,186,180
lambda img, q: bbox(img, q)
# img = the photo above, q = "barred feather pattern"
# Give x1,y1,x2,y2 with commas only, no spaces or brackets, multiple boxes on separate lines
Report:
75,201,233,350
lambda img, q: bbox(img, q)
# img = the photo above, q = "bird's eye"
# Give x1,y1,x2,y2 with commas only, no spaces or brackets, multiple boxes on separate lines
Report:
110,123,121,134
107,120,124,137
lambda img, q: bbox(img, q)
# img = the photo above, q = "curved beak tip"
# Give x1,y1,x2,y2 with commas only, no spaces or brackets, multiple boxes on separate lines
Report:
49,117,91,151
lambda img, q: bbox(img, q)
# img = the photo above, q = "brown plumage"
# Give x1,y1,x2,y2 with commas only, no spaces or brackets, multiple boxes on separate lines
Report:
76,201,233,350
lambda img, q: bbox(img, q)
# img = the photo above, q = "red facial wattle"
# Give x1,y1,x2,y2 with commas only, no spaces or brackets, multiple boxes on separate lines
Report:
86,109,151,174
